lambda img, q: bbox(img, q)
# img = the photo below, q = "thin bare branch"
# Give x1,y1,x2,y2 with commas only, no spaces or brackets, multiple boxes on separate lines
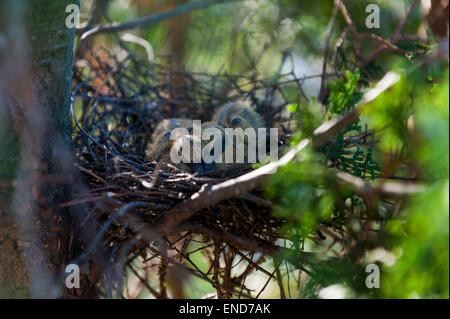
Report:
337,0,360,61
79,0,240,40
319,0,339,102
336,0,426,66
335,170,426,199
394,0,420,37
359,33,411,54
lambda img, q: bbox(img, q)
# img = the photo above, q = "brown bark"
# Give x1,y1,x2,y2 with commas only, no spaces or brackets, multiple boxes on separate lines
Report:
0,0,79,298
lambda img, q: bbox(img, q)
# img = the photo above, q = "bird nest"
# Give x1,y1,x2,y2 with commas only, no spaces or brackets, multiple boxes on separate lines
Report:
71,48,316,298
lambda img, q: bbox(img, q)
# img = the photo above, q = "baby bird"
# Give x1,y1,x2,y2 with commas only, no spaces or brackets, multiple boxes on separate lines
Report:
146,105,268,174
150,118,194,142
212,102,266,167
212,102,265,132
146,119,203,173
200,122,231,171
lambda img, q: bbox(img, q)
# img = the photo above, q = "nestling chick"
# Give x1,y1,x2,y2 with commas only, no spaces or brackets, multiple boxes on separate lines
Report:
200,122,232,171
212,102,267,167
212,102,265,131
146,119,203,173
150,118,195,142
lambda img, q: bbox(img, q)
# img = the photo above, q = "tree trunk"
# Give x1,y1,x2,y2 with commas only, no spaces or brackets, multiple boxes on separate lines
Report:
0,0,79,298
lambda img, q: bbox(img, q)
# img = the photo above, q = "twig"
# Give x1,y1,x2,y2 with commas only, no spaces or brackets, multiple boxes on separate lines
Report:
74,201,151,264
319,0,339,102
175,221,339,265
394,0,420,37
75,163,108,184
75,0,111,57
359,33,411,55
335,170,426,200
274,260,286,299
336,0,426,66
337,0,360,61
332,27,348,70
362,34,424,65
238,193,273,207
129,263,163,298
79,0,240,40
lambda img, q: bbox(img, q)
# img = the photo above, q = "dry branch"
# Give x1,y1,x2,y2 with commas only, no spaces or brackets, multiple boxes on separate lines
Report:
336,0,426,66
174,221,342,266
394,0,420,37
335,170,426,200
319,0,339,102
79,0,240,40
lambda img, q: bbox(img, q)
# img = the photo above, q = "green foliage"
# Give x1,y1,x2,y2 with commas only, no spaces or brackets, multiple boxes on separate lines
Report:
383,181,449,298
323,69,380,180
266,152,336,238
380,69,449,298
328,69,361,116
270,68,380,247
286,99,324,141
268,62,449,298
414,70,449,180
363,76,413,153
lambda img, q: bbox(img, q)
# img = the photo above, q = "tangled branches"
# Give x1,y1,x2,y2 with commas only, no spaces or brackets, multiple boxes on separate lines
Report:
67,1,431,298
70,47,336,298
